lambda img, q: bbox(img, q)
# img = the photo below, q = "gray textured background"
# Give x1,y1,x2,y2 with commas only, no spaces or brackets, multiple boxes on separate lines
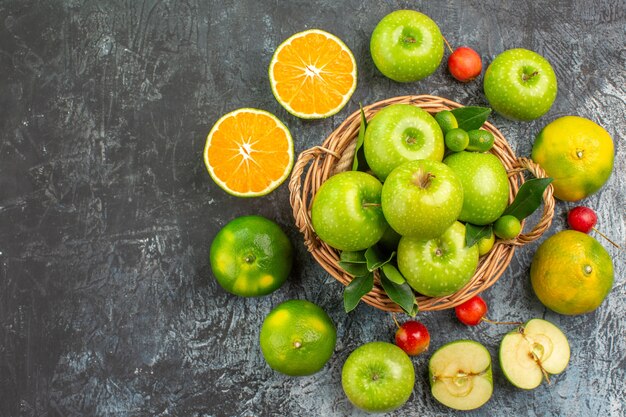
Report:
0,1,624,416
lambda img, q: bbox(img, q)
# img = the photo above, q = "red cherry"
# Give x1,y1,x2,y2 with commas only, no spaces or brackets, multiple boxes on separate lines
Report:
567,206,597,233
448,46,483,82
395,320,430,356
455,296,487,326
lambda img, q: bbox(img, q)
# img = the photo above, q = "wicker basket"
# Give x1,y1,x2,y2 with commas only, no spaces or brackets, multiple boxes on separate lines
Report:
289,95,555,313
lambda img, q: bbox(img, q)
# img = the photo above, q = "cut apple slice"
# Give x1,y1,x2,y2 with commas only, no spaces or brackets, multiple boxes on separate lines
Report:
500,318,570,390
429,340,493,411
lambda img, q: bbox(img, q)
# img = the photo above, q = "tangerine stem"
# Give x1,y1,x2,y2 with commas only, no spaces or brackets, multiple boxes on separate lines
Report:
442,35,454,54
592,227,621,249
481,317,523,326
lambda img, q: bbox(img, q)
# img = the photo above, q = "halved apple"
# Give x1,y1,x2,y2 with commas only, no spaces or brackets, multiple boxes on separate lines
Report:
499,318,570,389
429,340,493,410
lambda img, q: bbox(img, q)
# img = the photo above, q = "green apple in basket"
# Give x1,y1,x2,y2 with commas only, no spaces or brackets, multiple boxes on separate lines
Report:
364,104,444,181
382,159,463,239
311,171,388,251
443,151,510,226
398,221,479,297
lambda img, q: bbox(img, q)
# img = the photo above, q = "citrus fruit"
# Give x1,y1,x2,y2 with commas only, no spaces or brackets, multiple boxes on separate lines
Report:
260,299,336,376
531,116,614,201
210,215,293,297
204,108,294,197
493,215,522,240
477,230,495,256
445,128,469,152
434,110,458,134
530,230,614,315
269,29,357,119
467,129,495,152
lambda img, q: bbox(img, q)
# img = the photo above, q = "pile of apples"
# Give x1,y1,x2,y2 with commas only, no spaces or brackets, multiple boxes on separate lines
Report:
310,9,571,413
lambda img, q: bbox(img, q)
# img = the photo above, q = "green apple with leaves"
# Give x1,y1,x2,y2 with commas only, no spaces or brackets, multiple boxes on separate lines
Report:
382,159,463,239
364,104,444,181
444,151,510,226
342,341,415,413
311,171,387,251
484,48,557,121
370,10,444,82
398,221,479,297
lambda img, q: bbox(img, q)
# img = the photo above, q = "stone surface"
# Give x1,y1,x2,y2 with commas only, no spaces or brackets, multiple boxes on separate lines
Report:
0,1,624,416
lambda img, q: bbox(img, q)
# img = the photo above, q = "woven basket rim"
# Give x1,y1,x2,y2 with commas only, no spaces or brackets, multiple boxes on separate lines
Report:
288,95,555,313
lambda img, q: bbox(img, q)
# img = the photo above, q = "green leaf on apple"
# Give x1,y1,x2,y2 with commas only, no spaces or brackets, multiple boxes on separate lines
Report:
365,245,395,272
339,261,369,277
343,272,374,313
340,250,367,264
380,270,418,316
352,104,369,172
450,106,492,131
465,223,493,247
503,177,553,220
381,263,406,285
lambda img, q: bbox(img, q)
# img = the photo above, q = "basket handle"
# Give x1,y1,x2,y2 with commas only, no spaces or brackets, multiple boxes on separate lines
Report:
507,157,555,246
288,146,340,249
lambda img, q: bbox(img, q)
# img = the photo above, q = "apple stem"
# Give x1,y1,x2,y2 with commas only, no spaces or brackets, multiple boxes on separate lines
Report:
522,71,539,81
442,35,454,54
413,170,436,189
481,317,523,326
592,227,621,249
392,313,400,329
362,203,382,208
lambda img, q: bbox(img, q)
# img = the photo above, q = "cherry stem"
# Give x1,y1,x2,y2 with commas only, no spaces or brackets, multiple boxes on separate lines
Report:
442,35,454,54
392,313,400,329
481,317,523,326
592,227,621,249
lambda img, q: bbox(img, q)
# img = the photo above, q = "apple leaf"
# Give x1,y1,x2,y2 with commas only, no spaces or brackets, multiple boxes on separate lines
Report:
343,272,374,313
381,263,406,285
450,106,492,131
365,245,395,272
466,223,493,247
340,250,367,264
338,261,369,277
352,104,369,172
503,177,553,220
380,271,418,316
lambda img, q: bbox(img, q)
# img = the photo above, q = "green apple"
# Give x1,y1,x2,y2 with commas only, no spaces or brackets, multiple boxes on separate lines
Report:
398,221,479,297
342,341,415,413
311,171,387,251
500,318,570,390
484,48,558,121
364,104,444,181
370,10,444,82
382,159,463,238
444,151,509,226
429,340,493,411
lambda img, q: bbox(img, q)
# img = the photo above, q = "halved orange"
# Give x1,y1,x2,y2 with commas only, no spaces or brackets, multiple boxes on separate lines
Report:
204,108,294,197
269,29,357,119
